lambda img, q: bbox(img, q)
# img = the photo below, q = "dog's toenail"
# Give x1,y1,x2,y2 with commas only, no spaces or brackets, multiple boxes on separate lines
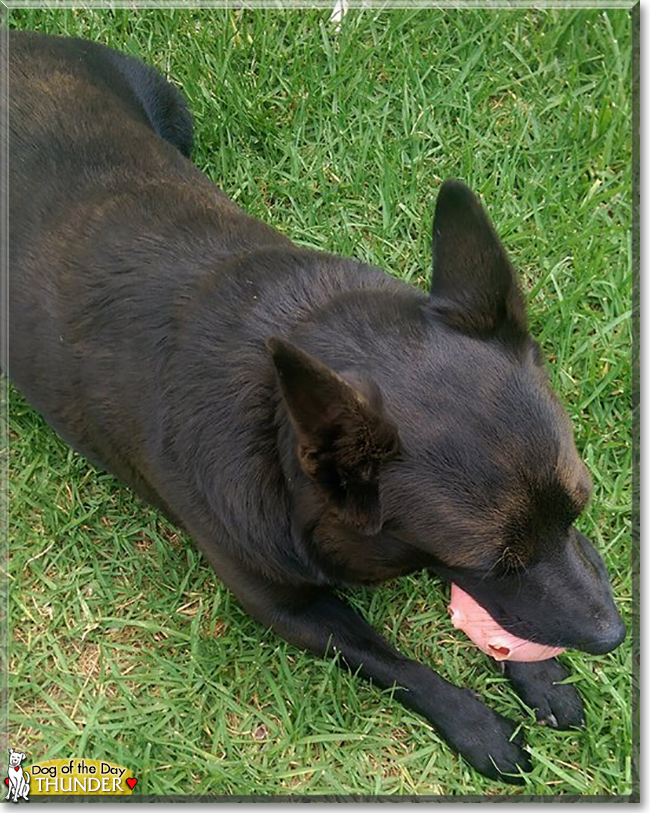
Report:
539,713,558,728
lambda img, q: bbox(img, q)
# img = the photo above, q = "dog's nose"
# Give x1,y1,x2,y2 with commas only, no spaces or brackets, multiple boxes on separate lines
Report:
581,615,627,654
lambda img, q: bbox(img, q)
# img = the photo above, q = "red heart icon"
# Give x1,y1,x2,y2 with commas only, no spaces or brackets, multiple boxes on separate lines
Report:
13,768,19,772
126,778,137,790
4,778,8,785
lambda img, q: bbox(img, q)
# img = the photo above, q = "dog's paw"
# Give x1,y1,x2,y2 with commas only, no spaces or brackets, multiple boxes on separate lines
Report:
440,690,532,784
504,659,585,731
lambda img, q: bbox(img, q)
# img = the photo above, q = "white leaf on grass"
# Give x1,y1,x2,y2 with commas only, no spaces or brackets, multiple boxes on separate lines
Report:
329,0,349,30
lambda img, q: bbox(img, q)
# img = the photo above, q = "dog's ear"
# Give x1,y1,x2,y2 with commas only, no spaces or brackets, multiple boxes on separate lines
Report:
267,337,398,535
430,180,527,336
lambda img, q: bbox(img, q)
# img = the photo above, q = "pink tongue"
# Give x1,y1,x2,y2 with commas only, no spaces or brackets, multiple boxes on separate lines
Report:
448,584,565,662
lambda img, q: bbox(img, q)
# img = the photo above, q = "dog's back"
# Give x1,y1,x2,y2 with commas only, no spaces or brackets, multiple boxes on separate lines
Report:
9,31,278,410
9,30,275,507
9,32,191,472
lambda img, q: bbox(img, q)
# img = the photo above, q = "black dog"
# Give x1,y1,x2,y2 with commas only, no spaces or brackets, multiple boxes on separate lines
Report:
8,30,625,784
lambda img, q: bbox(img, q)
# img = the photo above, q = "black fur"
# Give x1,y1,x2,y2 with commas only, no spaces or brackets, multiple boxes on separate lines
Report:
8,30,625,785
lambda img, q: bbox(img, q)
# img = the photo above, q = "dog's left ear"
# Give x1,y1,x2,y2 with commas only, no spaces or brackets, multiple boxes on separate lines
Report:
430,180,527,336
267,337,398,535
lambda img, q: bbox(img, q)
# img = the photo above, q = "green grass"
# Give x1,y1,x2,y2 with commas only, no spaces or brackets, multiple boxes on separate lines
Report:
6,7,633,798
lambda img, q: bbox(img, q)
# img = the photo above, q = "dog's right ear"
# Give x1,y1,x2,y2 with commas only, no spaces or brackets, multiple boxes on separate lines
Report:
430,180,527,337
267,337,398,535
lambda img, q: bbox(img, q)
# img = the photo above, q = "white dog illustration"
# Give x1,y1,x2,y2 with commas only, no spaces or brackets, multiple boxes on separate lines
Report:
5,749,30,802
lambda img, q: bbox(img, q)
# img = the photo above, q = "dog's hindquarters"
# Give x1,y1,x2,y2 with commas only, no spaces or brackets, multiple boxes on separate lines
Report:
102,47,194,158
8,30,193,159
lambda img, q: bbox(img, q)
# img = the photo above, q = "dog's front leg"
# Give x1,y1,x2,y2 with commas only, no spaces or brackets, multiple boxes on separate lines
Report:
503,659,584,730
207,550,531,784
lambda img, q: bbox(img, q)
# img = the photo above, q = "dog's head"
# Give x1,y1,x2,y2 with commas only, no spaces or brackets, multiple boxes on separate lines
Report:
269,180,625,657
8,750,26,768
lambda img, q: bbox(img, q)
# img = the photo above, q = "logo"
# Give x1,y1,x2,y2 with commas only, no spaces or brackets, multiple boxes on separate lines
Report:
6,756,137,797
31,759,136,797
5,749,30,803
